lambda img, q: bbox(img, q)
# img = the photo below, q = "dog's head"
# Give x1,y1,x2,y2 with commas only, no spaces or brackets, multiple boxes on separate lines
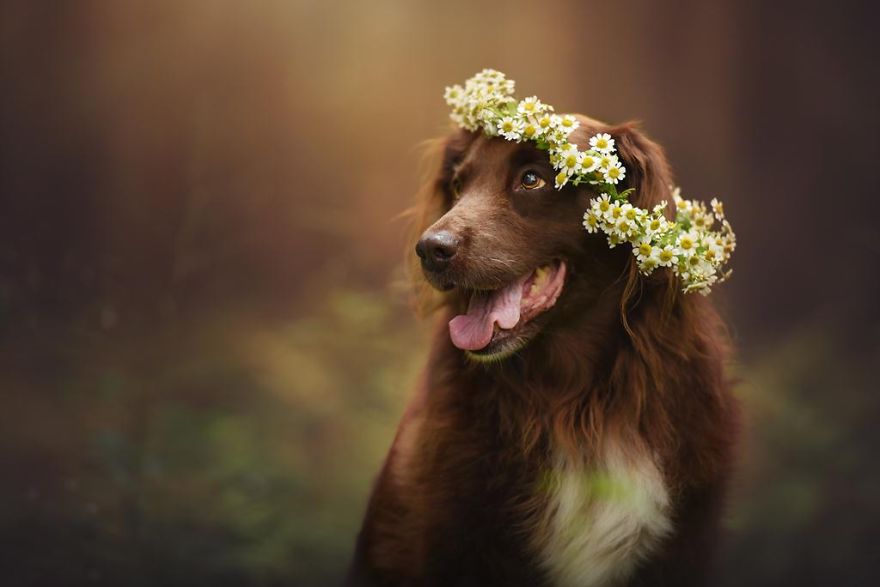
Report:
409,116,676,361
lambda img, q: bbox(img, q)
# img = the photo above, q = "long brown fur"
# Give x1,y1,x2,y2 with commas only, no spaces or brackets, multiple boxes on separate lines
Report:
348,117,740,586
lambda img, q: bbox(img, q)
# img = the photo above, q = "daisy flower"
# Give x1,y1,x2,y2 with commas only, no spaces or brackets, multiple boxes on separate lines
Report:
593,194,613,217
546,117,571,145
685,253,705,273
657,244,678,267
604,202,623,223
554,170,570,189
638,256,660,274
676,230,700,257
579,151,600,173
687,260,717,283
703,241,724,264
613,217,636,239
598,153,618,169
548,131,571,148
683,274,716,296
633,238,661,274
444,85,465,107
652,201,668,215
537,113,556,134
603,161,626,184
558,115,579,136
671,186,684,205
554,144,581,175
674,195,693,218
583,209,601,233
521,118,542,140
517,96,548,116
643,215,670,238
589,133,615,153
477,108,500,135
497,116,524,141
691,212,713,231
633,238,658,263
621,203,639,223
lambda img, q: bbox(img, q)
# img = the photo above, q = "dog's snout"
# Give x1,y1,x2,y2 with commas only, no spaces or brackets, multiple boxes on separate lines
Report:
416,230,459,272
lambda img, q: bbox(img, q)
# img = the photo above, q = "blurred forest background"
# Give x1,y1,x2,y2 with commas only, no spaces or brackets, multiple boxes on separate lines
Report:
1,1,878,585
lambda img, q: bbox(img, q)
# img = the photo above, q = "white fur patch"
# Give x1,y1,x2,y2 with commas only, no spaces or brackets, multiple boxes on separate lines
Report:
535,441,672,587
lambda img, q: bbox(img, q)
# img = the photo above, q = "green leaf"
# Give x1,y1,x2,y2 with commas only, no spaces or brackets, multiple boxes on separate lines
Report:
618,188,635,201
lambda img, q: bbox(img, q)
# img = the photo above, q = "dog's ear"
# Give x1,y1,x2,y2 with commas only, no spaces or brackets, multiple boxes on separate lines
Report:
608,123,675,217
603,123,680,317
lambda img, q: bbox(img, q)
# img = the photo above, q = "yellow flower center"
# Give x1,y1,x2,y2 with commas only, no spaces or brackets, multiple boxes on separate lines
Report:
596,138,608,149
660,250,674,262
562,118,573,127
555,171,567,186
502,121,513,132
524,125,536,138
524,102,535,112
688,255,700,266
582,156,594,168
680,237,693,250
638,243,652,256
599,200,610,212
539,116,551,128
565,154,578,168
625,208,636,220
607,167,621,179
650,219,661,230
611,206,621,219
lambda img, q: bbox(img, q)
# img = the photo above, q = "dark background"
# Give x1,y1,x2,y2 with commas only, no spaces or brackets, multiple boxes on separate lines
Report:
1,1,878,585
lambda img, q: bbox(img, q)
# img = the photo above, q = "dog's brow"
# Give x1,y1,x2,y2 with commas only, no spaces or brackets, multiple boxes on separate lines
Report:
511,145,551,170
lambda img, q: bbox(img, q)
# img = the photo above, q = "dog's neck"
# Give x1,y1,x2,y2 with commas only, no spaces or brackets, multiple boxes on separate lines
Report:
429,284,634,460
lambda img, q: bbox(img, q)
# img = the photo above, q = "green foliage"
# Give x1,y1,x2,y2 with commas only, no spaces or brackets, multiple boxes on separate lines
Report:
1,287,425,585
719,327,880,584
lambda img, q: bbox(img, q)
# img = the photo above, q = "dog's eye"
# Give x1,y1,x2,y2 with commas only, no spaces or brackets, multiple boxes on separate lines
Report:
520,170,545,190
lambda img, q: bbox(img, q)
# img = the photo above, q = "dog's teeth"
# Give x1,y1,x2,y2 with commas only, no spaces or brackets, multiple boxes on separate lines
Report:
526,265,554,299
535,266,548,287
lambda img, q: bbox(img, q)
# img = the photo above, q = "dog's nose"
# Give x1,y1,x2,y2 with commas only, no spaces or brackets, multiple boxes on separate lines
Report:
416,230,459,272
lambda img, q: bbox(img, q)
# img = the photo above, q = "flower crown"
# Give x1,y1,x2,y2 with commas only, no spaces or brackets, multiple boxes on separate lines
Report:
443,69,736,295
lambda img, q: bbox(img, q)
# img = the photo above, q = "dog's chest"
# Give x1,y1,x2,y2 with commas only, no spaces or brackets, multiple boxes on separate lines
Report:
533,442,672,587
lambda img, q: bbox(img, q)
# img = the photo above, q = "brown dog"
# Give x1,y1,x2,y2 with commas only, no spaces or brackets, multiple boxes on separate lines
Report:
348,116,739,586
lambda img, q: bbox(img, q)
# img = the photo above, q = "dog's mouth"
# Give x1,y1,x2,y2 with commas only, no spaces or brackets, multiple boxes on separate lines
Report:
448,260,567,360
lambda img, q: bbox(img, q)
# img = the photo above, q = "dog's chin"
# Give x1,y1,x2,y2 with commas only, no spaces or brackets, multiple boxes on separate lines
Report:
463,317,545,363
440,260,567,363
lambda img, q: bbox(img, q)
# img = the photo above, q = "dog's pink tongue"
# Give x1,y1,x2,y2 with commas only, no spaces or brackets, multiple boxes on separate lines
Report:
449,275,527,351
